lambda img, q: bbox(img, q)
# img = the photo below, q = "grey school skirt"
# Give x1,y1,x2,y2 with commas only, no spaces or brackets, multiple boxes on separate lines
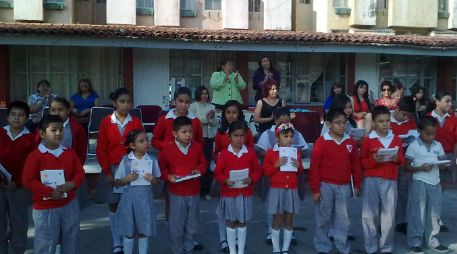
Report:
96,165,121,204
266,188,300,215
216,195,253,223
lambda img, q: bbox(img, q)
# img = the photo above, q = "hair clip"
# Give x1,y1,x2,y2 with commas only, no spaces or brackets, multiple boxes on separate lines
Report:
275,122,294,135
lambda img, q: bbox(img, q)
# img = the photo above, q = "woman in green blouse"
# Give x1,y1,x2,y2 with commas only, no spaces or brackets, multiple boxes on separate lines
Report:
210,59,246,109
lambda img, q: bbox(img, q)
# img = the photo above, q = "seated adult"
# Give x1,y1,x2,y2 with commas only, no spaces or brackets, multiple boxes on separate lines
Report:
254,79,285,134
27,79,57,131
70,77,100,124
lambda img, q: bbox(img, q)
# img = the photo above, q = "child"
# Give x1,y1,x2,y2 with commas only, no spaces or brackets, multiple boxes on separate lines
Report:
309,109,362,254
263,122,304,254
320,94,358,136
405,116,450,254
96,88,144,254
114,129,161,254
360,105,404,254
153,87,204,151
0,101,37,254
22,114,85,254
158,116,207,254
214,120,262,254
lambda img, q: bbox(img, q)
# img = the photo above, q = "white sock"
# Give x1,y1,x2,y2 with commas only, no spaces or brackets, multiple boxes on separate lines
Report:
237,227,246,254
226,227,237,254
138,237,148,254
267,215,273,234
109,212,123,249
282,229,293,252
271,228,280,253
123,238,134,254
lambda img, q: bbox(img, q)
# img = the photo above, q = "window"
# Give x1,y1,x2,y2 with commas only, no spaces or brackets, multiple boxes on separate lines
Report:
0,0,12,8
137,0,154,15
249,0,261,12
377,0,387,10
300,0,311,4
438,0,449,18
205,0,221,10
333,0,347,7
169,50,202,96
44,0,65,10
180,0,198,16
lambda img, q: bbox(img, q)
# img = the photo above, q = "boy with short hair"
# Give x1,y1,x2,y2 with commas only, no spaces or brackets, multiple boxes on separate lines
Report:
158,116,207,254
0,101,37,254
360,105,404,254
309,109,362,254
22,114,85,254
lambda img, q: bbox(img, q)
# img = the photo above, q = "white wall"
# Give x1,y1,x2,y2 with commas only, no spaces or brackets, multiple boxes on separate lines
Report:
355,53,379,99
449,0,457,29
313,0,329,32
154,0,180,26
264,0,292,30
133,48,170,109
14,0,43,21
222,0,248,29
107,0,136,25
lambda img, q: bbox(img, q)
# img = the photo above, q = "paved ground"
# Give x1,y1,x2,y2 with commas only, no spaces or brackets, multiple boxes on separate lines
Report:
20,181,457,254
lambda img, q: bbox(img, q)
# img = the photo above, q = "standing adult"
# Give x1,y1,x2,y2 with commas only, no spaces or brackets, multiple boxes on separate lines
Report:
27,79,57,131
252,56,281,102
323,82,345,114
374,80,398,110
70,77,100,126
254,80,286,134
350,80,373,129
210,59,246,110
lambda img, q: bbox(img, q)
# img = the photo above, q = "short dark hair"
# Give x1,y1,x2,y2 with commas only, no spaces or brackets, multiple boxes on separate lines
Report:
273,107,290,121
39,114,63,132
51,97,71,109
397,96,415,114
228,120,248,135
372,105,391,120
326,109,346,123
330,81,346,96
125,129,146,153
194,86,210,102
173,116,192,131
77,77,94,94
36,79,50,92
174,87,192,100
418,116,438,131
380,80,393,91
8,101,30,118
110,87,131,101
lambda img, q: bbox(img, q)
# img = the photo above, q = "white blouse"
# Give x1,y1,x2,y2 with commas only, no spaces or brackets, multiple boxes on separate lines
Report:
189,102,218,139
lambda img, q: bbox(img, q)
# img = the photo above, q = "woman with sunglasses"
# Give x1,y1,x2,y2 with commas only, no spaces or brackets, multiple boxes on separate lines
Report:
374,80,399,110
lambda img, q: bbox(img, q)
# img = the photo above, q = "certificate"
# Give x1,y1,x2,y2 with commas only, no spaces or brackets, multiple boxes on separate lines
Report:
279,147,298,172
130,159,153,186
229,168,249,188
40,169,67,199
377,147,399,162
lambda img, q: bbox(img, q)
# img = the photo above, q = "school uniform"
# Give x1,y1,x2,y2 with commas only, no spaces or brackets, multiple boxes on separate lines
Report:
0,126,37,254
360,130,404,253
114,152,161,237
96,113,143,203
22,144,85,254
309,133,362,254
256,125,309,152
405,138,445,249
158,141,207,254
152,109,204,151
213,129,255,162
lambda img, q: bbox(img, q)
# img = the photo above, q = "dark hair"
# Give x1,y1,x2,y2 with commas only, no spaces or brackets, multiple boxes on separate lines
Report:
380,80,393,93
410,85,427,106
330,94,356,127
217,59,234,72
397,96,415,114
51,97,71,109
219,100,245,134
77,77,94,94
8,101,30,118
110,87,131,101
330,81,346,96
36,79,50,93
125,129,146,153
39,114,63,132
228,120,248,135
371,105,391,121
393,81,404,93
261,79,279,98
273,107,290,121
418,116,438,131
353,80,373,111
194,86,210,102
173,116,192,131
174,86,192,100
326,109,347,123
257,56,275,72
426,90,453,113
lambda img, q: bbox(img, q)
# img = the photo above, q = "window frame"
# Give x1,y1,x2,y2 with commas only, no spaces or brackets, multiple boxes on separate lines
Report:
205,0,221,10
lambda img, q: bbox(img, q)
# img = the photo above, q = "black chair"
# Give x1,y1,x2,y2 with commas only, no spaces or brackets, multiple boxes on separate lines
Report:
0,108,8,128
87,107,114,156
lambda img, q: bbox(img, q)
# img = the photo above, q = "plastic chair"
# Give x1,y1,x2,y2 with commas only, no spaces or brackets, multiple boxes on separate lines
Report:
87,107,114,156
137,105,163,133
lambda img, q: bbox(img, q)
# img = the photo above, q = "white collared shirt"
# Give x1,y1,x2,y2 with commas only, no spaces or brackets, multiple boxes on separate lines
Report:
369,130,394,148
228,144,248,158
110,112,132,129
431,110,450,127
406,138,445,185
175,140,191,155
165,109,196,120
38,143,66,158
3,125,30,141
323,132,350,145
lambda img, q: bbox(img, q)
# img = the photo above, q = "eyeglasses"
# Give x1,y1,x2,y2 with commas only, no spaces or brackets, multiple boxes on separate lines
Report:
382,88,391,92
331,121,347,126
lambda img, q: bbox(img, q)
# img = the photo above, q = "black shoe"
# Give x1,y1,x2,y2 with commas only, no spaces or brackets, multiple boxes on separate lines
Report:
431,245,450,253
290,235,297,246
219,241,229,253
193,243,204,251
381,252,392,254
410,246,424,254
347,235,356,241
395,223,407,234
329,236,334,241
440,225,449,232
265,233,272,245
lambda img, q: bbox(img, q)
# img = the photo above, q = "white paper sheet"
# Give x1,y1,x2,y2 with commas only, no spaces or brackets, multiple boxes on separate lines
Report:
0,163,12,184
377,147,399,162
40,169,67,199
130,159,153,186
411,160,451,167
229,168,249,188
279,147,298,172
398,130,419,146
175,173,201,183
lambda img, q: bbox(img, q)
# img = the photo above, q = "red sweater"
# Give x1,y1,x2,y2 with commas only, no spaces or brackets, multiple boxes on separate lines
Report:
427,112,457,153
152,115,203,151
213,130,255,162
158,142,207,196
22,148,85,210
96,115,144,175
309,135,362,194
35,115,88,164
360,135,404,180
0,128,38,187
390,117,416,136
263,148,304,189
214,147,262,197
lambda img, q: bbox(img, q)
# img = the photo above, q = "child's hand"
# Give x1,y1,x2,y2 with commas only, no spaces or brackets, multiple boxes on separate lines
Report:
313,193,321,203
420,164,433,172
391,155,398,162
373,154,383,163
57,181,75,193
51,189,64,200
124,173,139,183
242,177,252,185
291,158,299,168
225,179,235,187
275,157,288,168
168,175,177,183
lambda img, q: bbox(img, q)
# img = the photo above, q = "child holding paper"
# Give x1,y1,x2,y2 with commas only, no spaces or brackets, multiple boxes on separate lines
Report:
114,129,160,254
263,122,304,254
22,114,85,254
158,116,207,254
405,116,450,254
214,120,262,254
360,105,404,254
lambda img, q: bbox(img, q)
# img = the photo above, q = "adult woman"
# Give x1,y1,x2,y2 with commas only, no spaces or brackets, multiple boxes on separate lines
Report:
374,80,398,110
409,85,427,120
254,79,285,134
323,82,345,113
189,86,218,199
350,80,373,128
252,56,281,102
70,77,100,125
27,79,57,129
210,59,246,110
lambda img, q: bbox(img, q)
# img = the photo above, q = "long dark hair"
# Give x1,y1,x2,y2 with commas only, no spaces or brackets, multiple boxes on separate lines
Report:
426,90,452,114
353,80,373,111
218,100,246,134
330,94,356,128
410,85,427,106
257,56,275,73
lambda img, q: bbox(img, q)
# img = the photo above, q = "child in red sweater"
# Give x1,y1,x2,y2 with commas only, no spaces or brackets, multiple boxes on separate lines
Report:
263,122,304,254
215,120,262,254
309,109,362,254
158,116,207,254
0,101,37,254
360,106,404,254
22,114,85,254
96,88,143,254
